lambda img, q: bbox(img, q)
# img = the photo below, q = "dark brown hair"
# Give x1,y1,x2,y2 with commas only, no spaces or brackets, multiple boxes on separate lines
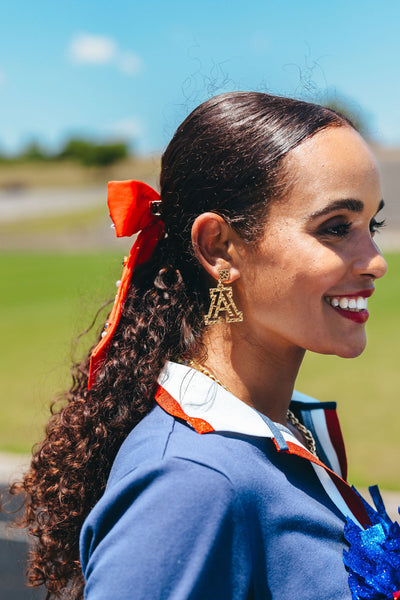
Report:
4,92,351,599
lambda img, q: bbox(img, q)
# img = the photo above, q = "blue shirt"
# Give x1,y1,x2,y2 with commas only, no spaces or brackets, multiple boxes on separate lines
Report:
80,361,361,599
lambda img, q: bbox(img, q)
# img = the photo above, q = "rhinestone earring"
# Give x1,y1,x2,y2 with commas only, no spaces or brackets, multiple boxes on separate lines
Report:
204,269,243,325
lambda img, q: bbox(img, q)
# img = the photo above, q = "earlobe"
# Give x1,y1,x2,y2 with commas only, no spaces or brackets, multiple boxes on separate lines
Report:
191,213,241,282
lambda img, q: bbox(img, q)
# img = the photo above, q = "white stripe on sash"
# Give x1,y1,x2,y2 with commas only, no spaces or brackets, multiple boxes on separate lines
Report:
309,409,342,478
311,462,363,528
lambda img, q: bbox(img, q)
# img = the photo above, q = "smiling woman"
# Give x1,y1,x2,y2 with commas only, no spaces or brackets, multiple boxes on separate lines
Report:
228,126,387,366
6,92,394,600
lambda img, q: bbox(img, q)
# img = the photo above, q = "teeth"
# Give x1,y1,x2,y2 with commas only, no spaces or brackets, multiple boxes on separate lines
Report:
356,297,367,310
326,296,368,312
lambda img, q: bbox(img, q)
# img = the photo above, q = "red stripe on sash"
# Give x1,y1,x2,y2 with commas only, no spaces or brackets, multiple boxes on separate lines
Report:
324,408,348,481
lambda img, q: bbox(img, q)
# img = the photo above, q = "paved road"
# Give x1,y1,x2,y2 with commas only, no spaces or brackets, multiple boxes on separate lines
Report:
0,456,43,599
0,502,43,600
0,185,105,224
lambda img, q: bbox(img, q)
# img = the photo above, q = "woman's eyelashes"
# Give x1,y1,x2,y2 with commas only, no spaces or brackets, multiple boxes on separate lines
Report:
316,216,386,239
369,217,386,235
317,220,352,238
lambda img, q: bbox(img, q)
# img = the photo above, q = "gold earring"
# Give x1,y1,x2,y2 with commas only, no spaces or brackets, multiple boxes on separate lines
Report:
204,269,243,325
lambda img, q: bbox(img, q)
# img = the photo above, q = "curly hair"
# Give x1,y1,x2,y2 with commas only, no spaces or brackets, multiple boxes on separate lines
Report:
4,92,351,599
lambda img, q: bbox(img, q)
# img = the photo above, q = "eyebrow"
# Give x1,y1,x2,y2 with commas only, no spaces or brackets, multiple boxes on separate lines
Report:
309,198,384,220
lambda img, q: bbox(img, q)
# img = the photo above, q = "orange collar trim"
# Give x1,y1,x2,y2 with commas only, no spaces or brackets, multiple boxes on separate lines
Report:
155,385,214,434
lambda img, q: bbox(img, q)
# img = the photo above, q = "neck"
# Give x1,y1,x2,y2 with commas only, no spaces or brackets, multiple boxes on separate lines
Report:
196,323,305,425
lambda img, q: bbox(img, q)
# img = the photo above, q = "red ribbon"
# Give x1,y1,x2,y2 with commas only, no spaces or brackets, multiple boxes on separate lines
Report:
393,592,400,600
88,180,164,388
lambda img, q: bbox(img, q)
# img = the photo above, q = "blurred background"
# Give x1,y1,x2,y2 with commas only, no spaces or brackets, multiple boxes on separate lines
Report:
1,0,400,594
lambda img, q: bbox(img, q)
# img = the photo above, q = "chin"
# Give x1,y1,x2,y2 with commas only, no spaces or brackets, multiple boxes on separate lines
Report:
332,338,367,359
310,334,367,359
336,346,366,359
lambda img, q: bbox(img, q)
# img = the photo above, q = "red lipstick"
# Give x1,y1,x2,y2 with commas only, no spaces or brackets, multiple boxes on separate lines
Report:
324,289,374,324
333,308,369,324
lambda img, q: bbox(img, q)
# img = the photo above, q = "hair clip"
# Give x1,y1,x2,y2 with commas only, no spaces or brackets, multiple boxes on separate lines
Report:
150,200,162,216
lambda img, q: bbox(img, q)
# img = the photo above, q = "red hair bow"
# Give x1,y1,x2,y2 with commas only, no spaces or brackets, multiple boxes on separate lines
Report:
88,180,164,389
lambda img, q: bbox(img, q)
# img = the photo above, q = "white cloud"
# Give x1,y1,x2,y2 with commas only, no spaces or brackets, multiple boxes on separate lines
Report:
67,33,143,77
68,33,117,64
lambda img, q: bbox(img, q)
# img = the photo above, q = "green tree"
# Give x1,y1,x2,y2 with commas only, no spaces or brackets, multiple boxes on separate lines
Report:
20,141,48,162
59,138,129,167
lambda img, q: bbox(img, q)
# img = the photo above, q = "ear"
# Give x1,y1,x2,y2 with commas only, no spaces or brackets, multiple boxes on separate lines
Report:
191,213,241,282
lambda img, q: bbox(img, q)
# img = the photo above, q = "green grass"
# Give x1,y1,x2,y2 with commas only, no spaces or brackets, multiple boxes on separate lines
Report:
1,251,399,488
1,251,121,452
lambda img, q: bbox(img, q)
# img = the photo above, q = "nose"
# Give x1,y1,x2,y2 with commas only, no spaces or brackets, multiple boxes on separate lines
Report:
352,237,388,280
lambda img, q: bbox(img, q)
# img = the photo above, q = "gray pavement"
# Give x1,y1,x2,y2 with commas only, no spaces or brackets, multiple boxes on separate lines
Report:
0,185,105,224
0,455,44,599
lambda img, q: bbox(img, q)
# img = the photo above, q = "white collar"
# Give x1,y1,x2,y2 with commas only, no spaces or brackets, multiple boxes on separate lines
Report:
158,361,306,451
157,361,367,528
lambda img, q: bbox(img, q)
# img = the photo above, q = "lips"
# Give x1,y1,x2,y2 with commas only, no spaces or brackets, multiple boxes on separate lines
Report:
324,289,374,324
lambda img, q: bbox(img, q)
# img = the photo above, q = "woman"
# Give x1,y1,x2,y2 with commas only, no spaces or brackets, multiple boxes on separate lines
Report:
10,92,388,599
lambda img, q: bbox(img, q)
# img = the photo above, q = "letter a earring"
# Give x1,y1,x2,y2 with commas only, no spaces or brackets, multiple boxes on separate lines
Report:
204,269,243,325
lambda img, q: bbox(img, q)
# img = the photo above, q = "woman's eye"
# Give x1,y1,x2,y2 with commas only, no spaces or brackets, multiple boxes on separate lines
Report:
319,222,352,238
370,218,386,236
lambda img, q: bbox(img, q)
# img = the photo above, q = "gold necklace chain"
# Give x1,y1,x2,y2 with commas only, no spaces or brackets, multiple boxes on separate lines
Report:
286,409,318,457
188,360,318,458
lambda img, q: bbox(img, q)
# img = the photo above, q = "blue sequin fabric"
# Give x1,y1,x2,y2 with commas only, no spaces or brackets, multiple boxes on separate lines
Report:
343,486,400,599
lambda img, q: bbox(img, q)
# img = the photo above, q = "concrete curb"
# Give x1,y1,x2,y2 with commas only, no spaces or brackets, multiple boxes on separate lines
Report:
0,453,31,486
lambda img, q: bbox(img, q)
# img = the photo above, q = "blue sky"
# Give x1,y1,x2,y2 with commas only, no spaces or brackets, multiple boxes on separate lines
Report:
1,0,399,155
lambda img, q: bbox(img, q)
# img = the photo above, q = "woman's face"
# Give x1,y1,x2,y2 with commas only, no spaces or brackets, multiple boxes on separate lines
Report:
235,125,387,359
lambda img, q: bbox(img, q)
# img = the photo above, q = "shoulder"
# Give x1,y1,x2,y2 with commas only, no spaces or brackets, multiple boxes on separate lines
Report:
86,452,241,539
80,405,277,569
86,404,259,538
80,442,253,592
107,403,276,490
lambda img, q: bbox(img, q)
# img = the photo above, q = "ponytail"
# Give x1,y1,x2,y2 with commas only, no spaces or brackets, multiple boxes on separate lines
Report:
7,244,206,598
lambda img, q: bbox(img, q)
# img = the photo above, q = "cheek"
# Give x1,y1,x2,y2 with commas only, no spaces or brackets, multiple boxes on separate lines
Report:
244,234,348,308
285,244,348,294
